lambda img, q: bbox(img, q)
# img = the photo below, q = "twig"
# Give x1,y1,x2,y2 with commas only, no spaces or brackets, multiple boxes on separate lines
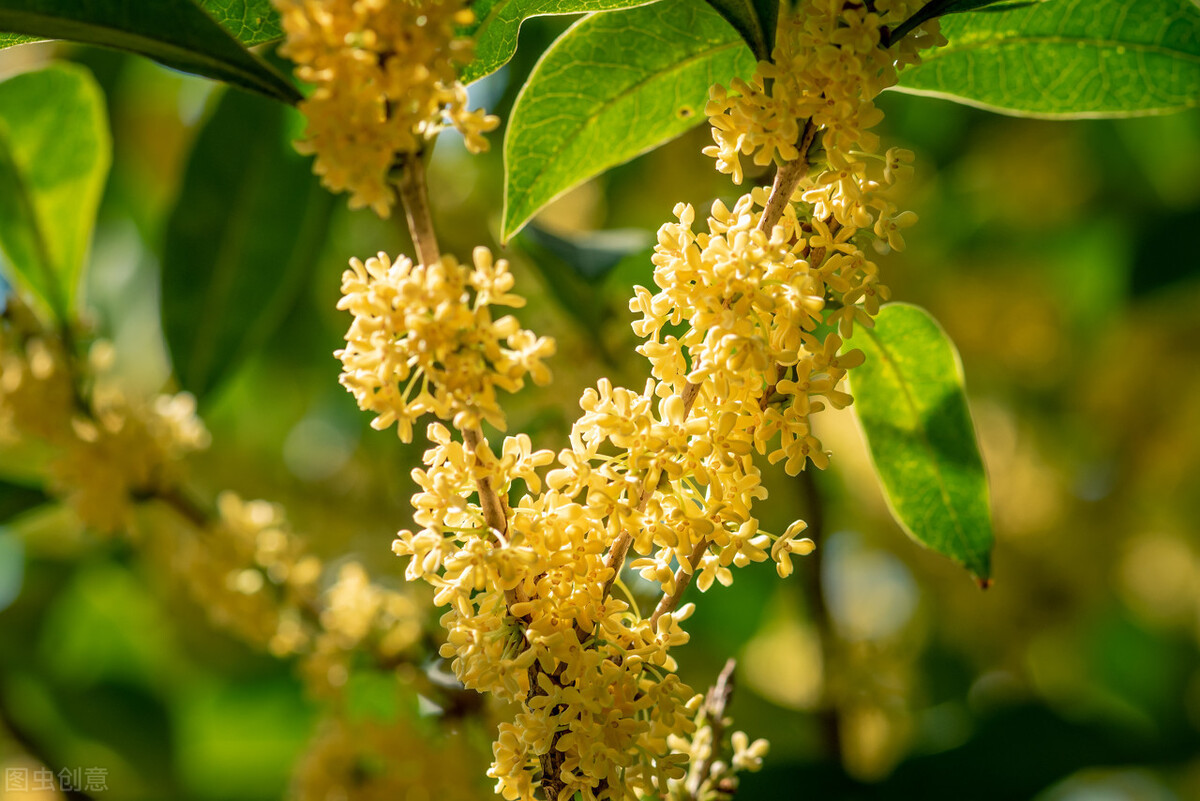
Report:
462,427,508,538
395,151,441,267
758,120,817,235
142,484,211,529
683,658,738,801
463,426,530,613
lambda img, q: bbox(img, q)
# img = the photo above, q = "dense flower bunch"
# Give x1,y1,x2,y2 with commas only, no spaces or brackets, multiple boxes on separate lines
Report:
335,248,555,440
328,1,945,798
705,0,940,233
274,0,500,216
0,305,209,534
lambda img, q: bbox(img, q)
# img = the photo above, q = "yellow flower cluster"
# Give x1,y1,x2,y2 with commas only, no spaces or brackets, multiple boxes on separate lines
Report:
171,496,427,686
172,492,323,655
705,0,941,232
394,412,704,797
670,723,769,798
336,248,555,440
634,192,872,476
0,320,209,534
0,335,74,443
303,561,425,694
275,0,500,216
1,297,426,684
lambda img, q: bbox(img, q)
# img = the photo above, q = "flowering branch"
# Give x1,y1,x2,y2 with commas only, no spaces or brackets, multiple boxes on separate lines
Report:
324,2,945,797
644,123,823,627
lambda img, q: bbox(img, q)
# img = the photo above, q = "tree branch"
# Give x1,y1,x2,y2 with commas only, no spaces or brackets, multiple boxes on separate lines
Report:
395,151,441,267
683,658,738,801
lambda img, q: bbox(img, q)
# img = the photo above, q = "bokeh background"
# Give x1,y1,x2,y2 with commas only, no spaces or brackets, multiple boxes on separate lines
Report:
2,16,1199,801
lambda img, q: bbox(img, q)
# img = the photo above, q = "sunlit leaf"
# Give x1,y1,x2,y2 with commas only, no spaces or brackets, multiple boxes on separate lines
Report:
0,64,109,321
894,0,1200,118
846,303,993,580
887,0,1033,46
200,0,283,46
462,0,654,84
502,0,755,241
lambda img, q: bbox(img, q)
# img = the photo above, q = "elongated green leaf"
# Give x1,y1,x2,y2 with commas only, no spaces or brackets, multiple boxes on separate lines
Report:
0,64,109,321
887,0,1033,46
0,0,298,103
162,88,333,402
463,0,655,84
0,1,283,49
0,136,50,312
702,0,777,61
894,0,1200,118
846,303,993,580
503,0,755,241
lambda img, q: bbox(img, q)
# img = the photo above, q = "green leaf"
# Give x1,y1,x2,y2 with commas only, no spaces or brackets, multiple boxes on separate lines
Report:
0,0,298,104
0,64,109,321
161,87,334,402
0,32,36,48
502,0,755,241
701,0,778,61
846,303,993,580
198,0,283,46
0,1,283,49
0,527,24,613
887,0,1034,46
463,0,655,85
894,0,1200,118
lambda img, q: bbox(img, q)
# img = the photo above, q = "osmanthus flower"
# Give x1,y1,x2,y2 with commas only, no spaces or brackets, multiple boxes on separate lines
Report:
704,0,943,230
0,335,76,443
274,0,500,215
635,192,875,478
49,386,209,534
0,323,211,534
335,248,555,440
174,492,323,655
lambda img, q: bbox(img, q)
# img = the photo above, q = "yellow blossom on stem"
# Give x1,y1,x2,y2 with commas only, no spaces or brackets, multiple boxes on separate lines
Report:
335,248,555,440
274,0,500,215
